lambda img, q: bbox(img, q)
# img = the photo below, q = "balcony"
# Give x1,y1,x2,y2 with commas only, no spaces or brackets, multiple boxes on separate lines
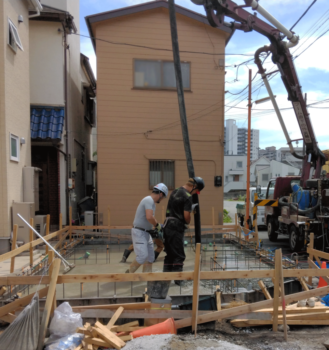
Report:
228,169,244,175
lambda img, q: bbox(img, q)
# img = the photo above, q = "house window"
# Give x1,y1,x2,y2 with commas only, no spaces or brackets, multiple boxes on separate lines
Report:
8,19,23,52
233,175,239,182
83,87,95,126
236,161,243,168
149,160,175,190
10,133,19,162
134,59,190,90
262,174,269,182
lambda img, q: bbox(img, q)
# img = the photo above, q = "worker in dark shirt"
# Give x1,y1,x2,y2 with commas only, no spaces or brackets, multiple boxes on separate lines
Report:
163,177,204,285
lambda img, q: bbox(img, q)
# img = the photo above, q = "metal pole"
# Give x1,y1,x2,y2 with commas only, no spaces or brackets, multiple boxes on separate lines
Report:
245,69,252,238
168,0,201,244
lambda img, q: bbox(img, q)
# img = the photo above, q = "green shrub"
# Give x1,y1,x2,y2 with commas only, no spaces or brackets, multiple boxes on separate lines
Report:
223,209,232,223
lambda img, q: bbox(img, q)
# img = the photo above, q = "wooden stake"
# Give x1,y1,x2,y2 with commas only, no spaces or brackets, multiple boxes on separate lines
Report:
10,225,18,274
37,259,61,350
162,206,165,222
192,243,201,335
215,286,221,311
69,207,72,242
278,249,288,341
48,251,56,316
258,280,272,300
106,306,124,330
298,277,309,291
45,215,50,254
29,218,34,266
108,206,111,241
212,207,215,242
273,250,280,332
308,232,314,285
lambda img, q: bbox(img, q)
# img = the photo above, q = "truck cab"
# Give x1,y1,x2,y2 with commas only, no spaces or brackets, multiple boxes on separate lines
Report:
265,176,301,247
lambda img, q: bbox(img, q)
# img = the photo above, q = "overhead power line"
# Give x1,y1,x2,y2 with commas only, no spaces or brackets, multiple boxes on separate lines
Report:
290,0,318,31
75,33,255,57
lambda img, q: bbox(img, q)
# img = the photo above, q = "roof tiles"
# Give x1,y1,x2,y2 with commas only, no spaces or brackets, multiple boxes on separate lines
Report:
31,106,64,140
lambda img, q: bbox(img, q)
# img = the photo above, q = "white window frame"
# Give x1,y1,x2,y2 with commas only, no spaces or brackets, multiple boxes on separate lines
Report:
10,133,20,162
8,18,23,52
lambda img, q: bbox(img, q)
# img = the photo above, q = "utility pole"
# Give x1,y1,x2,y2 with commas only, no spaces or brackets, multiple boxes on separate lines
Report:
245,69,252,235
168,0,201,245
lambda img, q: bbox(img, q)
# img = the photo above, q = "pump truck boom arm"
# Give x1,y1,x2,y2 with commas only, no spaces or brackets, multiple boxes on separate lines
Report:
191,0,328,186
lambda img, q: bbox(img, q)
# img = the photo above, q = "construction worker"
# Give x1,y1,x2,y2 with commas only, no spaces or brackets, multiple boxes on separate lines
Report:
120,238,164,263
126,183,168,274
163,177,205,285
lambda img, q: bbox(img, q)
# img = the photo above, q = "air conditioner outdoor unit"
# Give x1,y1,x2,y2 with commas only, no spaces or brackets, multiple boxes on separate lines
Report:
35,215,47,237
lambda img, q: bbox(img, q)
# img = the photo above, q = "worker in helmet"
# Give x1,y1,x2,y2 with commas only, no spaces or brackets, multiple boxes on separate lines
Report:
163,177,205,285
126,183,168,274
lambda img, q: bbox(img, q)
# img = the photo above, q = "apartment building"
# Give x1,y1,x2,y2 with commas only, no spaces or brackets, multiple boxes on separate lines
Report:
258,146,277,161
224,119,259,161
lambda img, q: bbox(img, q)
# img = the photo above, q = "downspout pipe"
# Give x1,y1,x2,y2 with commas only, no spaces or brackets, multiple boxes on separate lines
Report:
254,46,304,160
29,0,43,18
63,26,70,225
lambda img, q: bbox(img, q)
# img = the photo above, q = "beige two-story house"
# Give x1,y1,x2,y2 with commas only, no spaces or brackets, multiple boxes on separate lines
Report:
86,0,233,226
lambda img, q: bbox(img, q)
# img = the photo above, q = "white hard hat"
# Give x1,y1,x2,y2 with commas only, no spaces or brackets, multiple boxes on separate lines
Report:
153,183,168,197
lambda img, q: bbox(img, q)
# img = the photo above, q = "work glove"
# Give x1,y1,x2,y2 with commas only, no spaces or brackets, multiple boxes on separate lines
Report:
155,223,163,233
192,203,198,214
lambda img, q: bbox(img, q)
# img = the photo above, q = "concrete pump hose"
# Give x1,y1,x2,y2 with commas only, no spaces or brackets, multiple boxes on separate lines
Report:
279,196,321,214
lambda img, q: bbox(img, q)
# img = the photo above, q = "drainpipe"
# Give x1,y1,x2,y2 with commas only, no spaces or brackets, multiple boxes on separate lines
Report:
28,0,43,18
63,27,70,225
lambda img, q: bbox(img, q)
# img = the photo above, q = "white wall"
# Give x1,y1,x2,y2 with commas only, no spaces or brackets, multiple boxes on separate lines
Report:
29,21,64,106
224,155,247,193
225,119,237,155
40,0,68,11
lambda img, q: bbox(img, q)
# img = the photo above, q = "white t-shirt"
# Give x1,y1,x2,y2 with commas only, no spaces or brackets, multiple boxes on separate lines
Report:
133,196,155,230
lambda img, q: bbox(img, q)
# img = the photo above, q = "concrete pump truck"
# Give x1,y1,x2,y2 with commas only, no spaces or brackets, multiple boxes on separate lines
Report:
191,0,329,252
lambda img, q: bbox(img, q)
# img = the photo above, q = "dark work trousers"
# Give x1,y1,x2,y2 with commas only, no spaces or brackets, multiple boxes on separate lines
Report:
163,219,186,273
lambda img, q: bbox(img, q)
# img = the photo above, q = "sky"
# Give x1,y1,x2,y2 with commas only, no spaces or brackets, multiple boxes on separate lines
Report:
79,0,329,151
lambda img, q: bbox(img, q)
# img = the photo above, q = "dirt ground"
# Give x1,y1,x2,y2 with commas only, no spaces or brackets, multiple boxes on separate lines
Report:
169,320,329,350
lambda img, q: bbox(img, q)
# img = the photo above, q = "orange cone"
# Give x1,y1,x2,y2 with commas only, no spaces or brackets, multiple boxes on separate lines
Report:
131,318,177,338
317,261,328,288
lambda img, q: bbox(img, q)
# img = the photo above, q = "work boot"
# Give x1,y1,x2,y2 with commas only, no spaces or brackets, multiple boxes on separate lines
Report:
120,249,132,263
125,259,141,274
154,251,160,262
142,262,152,273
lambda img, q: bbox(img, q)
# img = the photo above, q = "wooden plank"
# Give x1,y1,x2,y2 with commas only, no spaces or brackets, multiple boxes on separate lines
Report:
119,335,133,341
174,284,329,329
29,218,34,266
37,259,61,350
282,312,329,320
48,251,56,316
278,249,288,341
0,287,48,318
298,277,309,291
10,225,18,273
94,321,125,349
231,319,329,327
192,243,201,334
0,286,7,296
107,306,124,330
273,250,280,332
45,215,50,254
308,247,329,261
0,227,68,263
5,268,329,286
0,313,16,323
308,258,329,285
255,306,329,314
110,320,139,332
72,303,151,311
53,230,70,251
84,338,109,348
80,309,212,320
258,280,272,300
